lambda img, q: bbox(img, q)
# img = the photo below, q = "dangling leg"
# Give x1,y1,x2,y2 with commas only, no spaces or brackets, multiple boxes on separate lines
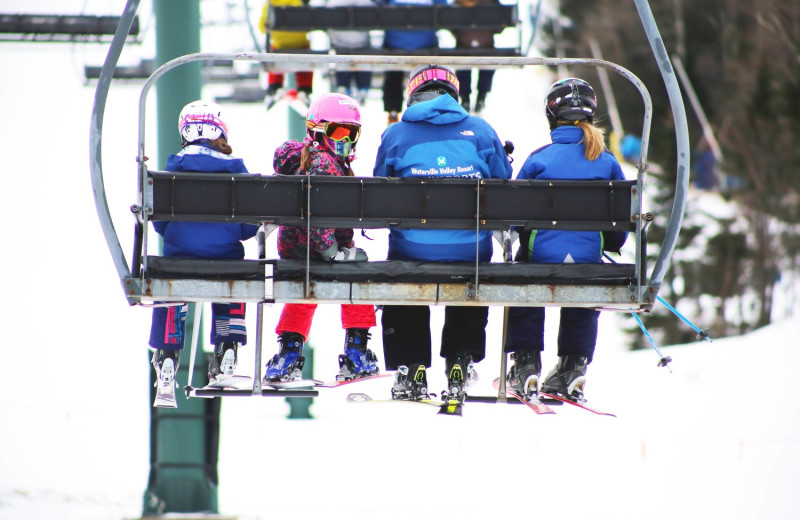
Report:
441,306,488,398
264,304,317,382
541,308,599,400
338,304,379,380
207,302,247,381
504,306,544,396
382,305,432,400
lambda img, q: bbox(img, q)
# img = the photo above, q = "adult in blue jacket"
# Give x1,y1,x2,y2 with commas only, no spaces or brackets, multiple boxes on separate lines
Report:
373,64,512,401
150,101,259,403
505,78,627,402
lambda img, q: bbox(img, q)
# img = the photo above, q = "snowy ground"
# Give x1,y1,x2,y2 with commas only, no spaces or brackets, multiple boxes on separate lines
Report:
1,1,799,519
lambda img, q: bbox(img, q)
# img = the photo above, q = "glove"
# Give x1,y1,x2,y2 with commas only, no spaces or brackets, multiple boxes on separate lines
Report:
332,247,368,262
320,242,368,262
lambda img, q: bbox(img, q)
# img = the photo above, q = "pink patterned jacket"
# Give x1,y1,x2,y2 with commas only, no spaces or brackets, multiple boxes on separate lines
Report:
274,139,355,259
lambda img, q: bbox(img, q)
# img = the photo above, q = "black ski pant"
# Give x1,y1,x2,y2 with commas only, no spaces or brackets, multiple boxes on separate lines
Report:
381,305,488,370
504,306,599,362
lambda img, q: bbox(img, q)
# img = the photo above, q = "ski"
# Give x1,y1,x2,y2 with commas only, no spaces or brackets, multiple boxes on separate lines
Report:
504,388,556,415
437,396,464,417
264,378,323,389
316,373,393,388
154,380,177,408
203,375,252,389
491,378,556,415
539,392,616,417
346,392,452,412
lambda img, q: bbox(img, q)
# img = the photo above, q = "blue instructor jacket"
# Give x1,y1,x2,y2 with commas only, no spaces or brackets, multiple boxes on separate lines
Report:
373,94,512,261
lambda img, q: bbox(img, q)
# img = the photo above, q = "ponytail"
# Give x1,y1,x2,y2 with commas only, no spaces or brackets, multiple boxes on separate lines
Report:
301,136,355,176
209,137,233,155
576,120,606,161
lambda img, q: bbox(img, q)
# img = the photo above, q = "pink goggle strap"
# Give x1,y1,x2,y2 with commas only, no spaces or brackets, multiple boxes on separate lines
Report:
406,68,460,98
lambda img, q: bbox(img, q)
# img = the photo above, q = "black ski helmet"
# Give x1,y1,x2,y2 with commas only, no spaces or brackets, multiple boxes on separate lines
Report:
406,64,460,102
545,78,597,128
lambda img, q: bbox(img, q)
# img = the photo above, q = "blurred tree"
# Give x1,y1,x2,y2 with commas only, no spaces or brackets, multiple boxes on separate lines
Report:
542,0,800,346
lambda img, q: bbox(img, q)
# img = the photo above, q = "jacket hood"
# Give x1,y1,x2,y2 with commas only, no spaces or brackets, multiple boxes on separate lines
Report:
402,94,469,125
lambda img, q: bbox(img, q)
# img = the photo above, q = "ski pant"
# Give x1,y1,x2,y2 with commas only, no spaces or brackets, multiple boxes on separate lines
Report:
267,71,313,91
149,302,248,351
275,303,376,341
335,70,372,92
455,69,495,98
382,70,406,113
504,306,599,362
381,305,488,370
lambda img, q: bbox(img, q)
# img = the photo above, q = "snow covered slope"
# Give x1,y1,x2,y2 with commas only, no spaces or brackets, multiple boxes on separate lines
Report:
1,2,798,519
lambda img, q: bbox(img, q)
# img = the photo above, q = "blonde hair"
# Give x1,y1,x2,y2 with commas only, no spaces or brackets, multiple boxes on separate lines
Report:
575,120,606,161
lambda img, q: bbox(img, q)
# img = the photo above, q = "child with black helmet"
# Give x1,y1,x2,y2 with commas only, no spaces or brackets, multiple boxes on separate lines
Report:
373,64,513,402
504,78,628,403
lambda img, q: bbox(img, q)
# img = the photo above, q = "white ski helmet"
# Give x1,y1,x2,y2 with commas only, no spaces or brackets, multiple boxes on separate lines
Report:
178,100,228,145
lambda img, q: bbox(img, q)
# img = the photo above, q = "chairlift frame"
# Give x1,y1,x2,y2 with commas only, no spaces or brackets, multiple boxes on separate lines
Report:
90,0,689,399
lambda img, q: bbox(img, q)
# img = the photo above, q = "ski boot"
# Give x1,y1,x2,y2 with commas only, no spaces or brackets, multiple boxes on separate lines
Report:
337,328,380,381
473,91,487,114
263,332,305,383
208,341,238,382
460,95,471,113
541,355,590,402
444,352,478,401
391,363,430,401
152,349,180,408
506,349,542,399
265,85,284,110
387,111,399,125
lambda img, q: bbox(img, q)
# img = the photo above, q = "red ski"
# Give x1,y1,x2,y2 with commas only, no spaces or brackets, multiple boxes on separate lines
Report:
315,373,393,388
539,392,616,417
491,378,556,415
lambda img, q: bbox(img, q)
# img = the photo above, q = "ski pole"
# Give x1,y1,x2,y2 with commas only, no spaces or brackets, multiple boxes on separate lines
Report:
632,313,672,372
656,295,712,342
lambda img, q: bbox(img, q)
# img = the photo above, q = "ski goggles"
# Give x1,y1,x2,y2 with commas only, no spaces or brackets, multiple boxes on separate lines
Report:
406,67,460,97
322,122,361,143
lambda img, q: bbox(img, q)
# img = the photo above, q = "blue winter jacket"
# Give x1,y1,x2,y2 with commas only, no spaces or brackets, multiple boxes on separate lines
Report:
381,0,446,50
153,143,259,259
374,94,512,261
517,125,626,264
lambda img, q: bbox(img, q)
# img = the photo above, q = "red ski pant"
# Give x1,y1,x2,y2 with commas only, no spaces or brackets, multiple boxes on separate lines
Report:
275,303,376,340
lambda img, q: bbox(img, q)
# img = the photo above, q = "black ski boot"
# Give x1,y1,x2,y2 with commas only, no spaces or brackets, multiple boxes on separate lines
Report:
506,349,542,398
208,341,238,382
391,363,429,401
263,332,305,383
460,94,471,113
474,90,487,114
541,355,590,401
337,328,380,381
445,351,478,401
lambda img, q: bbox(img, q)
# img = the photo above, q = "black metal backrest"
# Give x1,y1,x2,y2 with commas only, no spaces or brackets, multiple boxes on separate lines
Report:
147,171,636,232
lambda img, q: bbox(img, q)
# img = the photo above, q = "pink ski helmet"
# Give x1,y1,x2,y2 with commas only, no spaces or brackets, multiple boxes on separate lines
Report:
306,93,362,160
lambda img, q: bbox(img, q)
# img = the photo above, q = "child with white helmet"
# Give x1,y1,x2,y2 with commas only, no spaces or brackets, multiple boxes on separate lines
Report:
263,92,380,383
150,101,259,406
